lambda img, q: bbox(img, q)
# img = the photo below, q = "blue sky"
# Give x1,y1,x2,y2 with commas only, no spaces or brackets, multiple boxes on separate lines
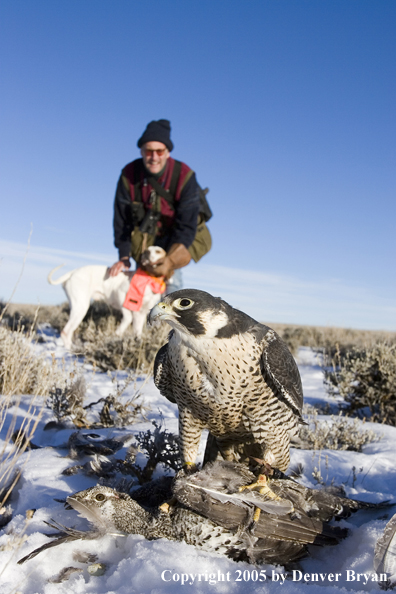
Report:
0,0,395,330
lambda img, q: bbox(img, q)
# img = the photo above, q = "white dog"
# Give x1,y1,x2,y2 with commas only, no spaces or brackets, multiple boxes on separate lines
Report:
48,246,166,349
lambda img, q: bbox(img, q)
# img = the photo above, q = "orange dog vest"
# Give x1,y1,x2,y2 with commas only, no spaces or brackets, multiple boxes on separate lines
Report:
123,269,166,312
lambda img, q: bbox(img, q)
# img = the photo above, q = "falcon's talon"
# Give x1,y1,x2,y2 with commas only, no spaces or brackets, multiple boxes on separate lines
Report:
159,502,170,513
239,474,269,492
257,484,282,501
159,496,177,514
240,475,296,526
256,474,268,487
253,506,262,524
240,474,286,505
182,463,198,476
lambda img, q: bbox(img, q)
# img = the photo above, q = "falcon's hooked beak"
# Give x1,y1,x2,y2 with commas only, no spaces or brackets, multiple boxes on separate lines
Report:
149,301,179,326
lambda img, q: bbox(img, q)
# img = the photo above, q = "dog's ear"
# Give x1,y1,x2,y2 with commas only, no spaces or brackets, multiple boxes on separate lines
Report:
140,249,150,267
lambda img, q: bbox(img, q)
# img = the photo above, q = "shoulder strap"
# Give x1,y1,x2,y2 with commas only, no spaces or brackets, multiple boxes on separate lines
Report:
147,176,175,207
127,159,145,203
169,159,182,198
146,160,182,209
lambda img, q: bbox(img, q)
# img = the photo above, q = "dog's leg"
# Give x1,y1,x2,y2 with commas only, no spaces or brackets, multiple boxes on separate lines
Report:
131,289,162,340
130,311,146,339
60,328,73,350
116,308,133,337
61,297,91,350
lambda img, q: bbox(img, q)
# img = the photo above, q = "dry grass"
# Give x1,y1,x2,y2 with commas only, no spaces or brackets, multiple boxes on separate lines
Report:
265,321,396,356
0,391,44,507
76,323,169,372
0,305,69,525
1,301,69,334
0,388,47,583
0,324,67,398
1,300,168,373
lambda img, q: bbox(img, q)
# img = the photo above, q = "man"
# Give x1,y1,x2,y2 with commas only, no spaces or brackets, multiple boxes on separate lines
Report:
109,120,202,290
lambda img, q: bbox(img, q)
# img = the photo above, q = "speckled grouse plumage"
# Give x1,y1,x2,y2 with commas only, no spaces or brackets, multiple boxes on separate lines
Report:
149,289,304,471
18,461,386,567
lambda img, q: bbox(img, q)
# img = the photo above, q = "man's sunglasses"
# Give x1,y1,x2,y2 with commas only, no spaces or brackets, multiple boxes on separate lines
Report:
143,148,167,157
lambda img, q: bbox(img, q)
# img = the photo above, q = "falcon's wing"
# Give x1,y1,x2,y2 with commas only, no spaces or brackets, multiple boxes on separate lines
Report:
258,328,304,417
173,467,346,546
153,341,177,404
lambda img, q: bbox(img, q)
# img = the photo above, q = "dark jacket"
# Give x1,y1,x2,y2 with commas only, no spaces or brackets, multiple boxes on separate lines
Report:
113,157,200,260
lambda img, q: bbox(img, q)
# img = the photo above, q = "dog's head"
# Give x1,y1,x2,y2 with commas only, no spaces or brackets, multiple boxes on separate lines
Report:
140,246,166,267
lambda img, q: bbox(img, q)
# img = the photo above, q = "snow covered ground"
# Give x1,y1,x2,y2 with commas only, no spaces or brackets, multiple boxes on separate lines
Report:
0,334,395,594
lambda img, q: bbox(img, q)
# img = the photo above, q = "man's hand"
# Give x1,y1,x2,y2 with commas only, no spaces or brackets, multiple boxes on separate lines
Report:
109,258,130,277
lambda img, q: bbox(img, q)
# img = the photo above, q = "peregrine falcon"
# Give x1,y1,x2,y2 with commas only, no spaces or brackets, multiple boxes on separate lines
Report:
149,289,304,473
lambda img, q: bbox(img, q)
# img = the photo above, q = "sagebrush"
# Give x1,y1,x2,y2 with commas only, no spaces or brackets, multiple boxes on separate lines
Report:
298,408,378,452
46,374,148,428
325,343,396,425
132,418,181,483
273,323,396,357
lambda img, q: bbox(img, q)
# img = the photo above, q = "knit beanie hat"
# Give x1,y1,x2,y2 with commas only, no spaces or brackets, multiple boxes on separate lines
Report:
137,119,174,151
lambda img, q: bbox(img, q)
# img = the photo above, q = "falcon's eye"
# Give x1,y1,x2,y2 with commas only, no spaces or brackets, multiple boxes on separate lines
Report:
174,298,194,310
95,493,106,501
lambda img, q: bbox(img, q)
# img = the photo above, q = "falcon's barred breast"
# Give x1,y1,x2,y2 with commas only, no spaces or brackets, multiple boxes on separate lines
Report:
149,289,304,472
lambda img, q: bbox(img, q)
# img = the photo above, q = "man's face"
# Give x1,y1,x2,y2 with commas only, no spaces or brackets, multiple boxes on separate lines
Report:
141,141,170,175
